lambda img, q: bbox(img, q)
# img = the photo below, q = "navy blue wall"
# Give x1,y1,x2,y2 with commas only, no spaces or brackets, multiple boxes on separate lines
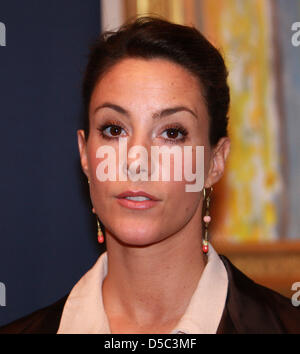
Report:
0,1,104,326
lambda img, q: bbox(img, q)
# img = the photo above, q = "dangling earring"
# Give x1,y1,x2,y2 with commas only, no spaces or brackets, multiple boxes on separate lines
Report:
91,207,104,244
88,180,105,244
202,187,213,254
96,217,104,244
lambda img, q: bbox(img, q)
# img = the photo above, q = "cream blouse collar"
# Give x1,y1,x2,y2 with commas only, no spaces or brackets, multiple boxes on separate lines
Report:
57,243,228,334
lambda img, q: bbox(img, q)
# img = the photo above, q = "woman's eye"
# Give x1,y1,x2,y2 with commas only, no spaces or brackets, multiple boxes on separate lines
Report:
161,128,186,142
100,125,126,139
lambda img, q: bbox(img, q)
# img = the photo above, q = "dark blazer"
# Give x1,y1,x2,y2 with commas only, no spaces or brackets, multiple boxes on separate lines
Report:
0,256,299,334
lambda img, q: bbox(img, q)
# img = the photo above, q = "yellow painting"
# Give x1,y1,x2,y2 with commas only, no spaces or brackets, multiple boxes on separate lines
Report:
200,0,282,243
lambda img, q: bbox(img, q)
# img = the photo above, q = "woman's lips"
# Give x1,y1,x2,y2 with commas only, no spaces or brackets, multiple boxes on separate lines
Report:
116,191,160,210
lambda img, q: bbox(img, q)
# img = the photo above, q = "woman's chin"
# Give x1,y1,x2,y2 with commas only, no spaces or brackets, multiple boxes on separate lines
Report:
108,225,164,247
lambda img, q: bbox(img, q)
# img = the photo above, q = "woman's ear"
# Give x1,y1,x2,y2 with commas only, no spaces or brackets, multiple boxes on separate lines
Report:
204,137,231,188
77,129,90,179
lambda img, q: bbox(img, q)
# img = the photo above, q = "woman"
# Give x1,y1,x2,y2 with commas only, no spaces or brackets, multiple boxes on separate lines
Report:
0,16,299,334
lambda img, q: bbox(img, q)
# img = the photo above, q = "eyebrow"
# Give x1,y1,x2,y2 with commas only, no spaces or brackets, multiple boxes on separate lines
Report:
93,102,198,120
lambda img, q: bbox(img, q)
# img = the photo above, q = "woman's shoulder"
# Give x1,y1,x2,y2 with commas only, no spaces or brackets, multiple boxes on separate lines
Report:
0,294,68,334
219,255,300,334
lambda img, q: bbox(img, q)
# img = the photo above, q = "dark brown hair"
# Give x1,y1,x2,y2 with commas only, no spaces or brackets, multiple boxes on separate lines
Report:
82,16,229,146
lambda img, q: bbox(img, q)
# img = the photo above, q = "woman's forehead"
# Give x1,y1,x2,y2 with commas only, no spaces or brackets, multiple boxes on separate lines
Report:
90,57,205,113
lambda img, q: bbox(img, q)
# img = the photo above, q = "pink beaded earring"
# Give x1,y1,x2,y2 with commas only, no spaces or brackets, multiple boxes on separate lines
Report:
91,207,104,244
88,179,104,244
96,216,105,244
202,187,213,254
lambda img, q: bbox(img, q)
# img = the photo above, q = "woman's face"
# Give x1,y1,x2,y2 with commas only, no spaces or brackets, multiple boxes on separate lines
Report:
78,58,229,246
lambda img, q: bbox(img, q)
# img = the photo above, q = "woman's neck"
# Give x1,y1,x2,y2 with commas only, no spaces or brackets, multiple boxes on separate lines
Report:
102,217,207,330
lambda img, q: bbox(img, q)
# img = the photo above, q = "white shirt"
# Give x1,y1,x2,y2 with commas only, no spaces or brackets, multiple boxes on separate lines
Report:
57,243,228,334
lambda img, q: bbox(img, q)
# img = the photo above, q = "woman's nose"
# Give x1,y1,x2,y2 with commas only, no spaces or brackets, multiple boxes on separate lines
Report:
120,136,155,181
